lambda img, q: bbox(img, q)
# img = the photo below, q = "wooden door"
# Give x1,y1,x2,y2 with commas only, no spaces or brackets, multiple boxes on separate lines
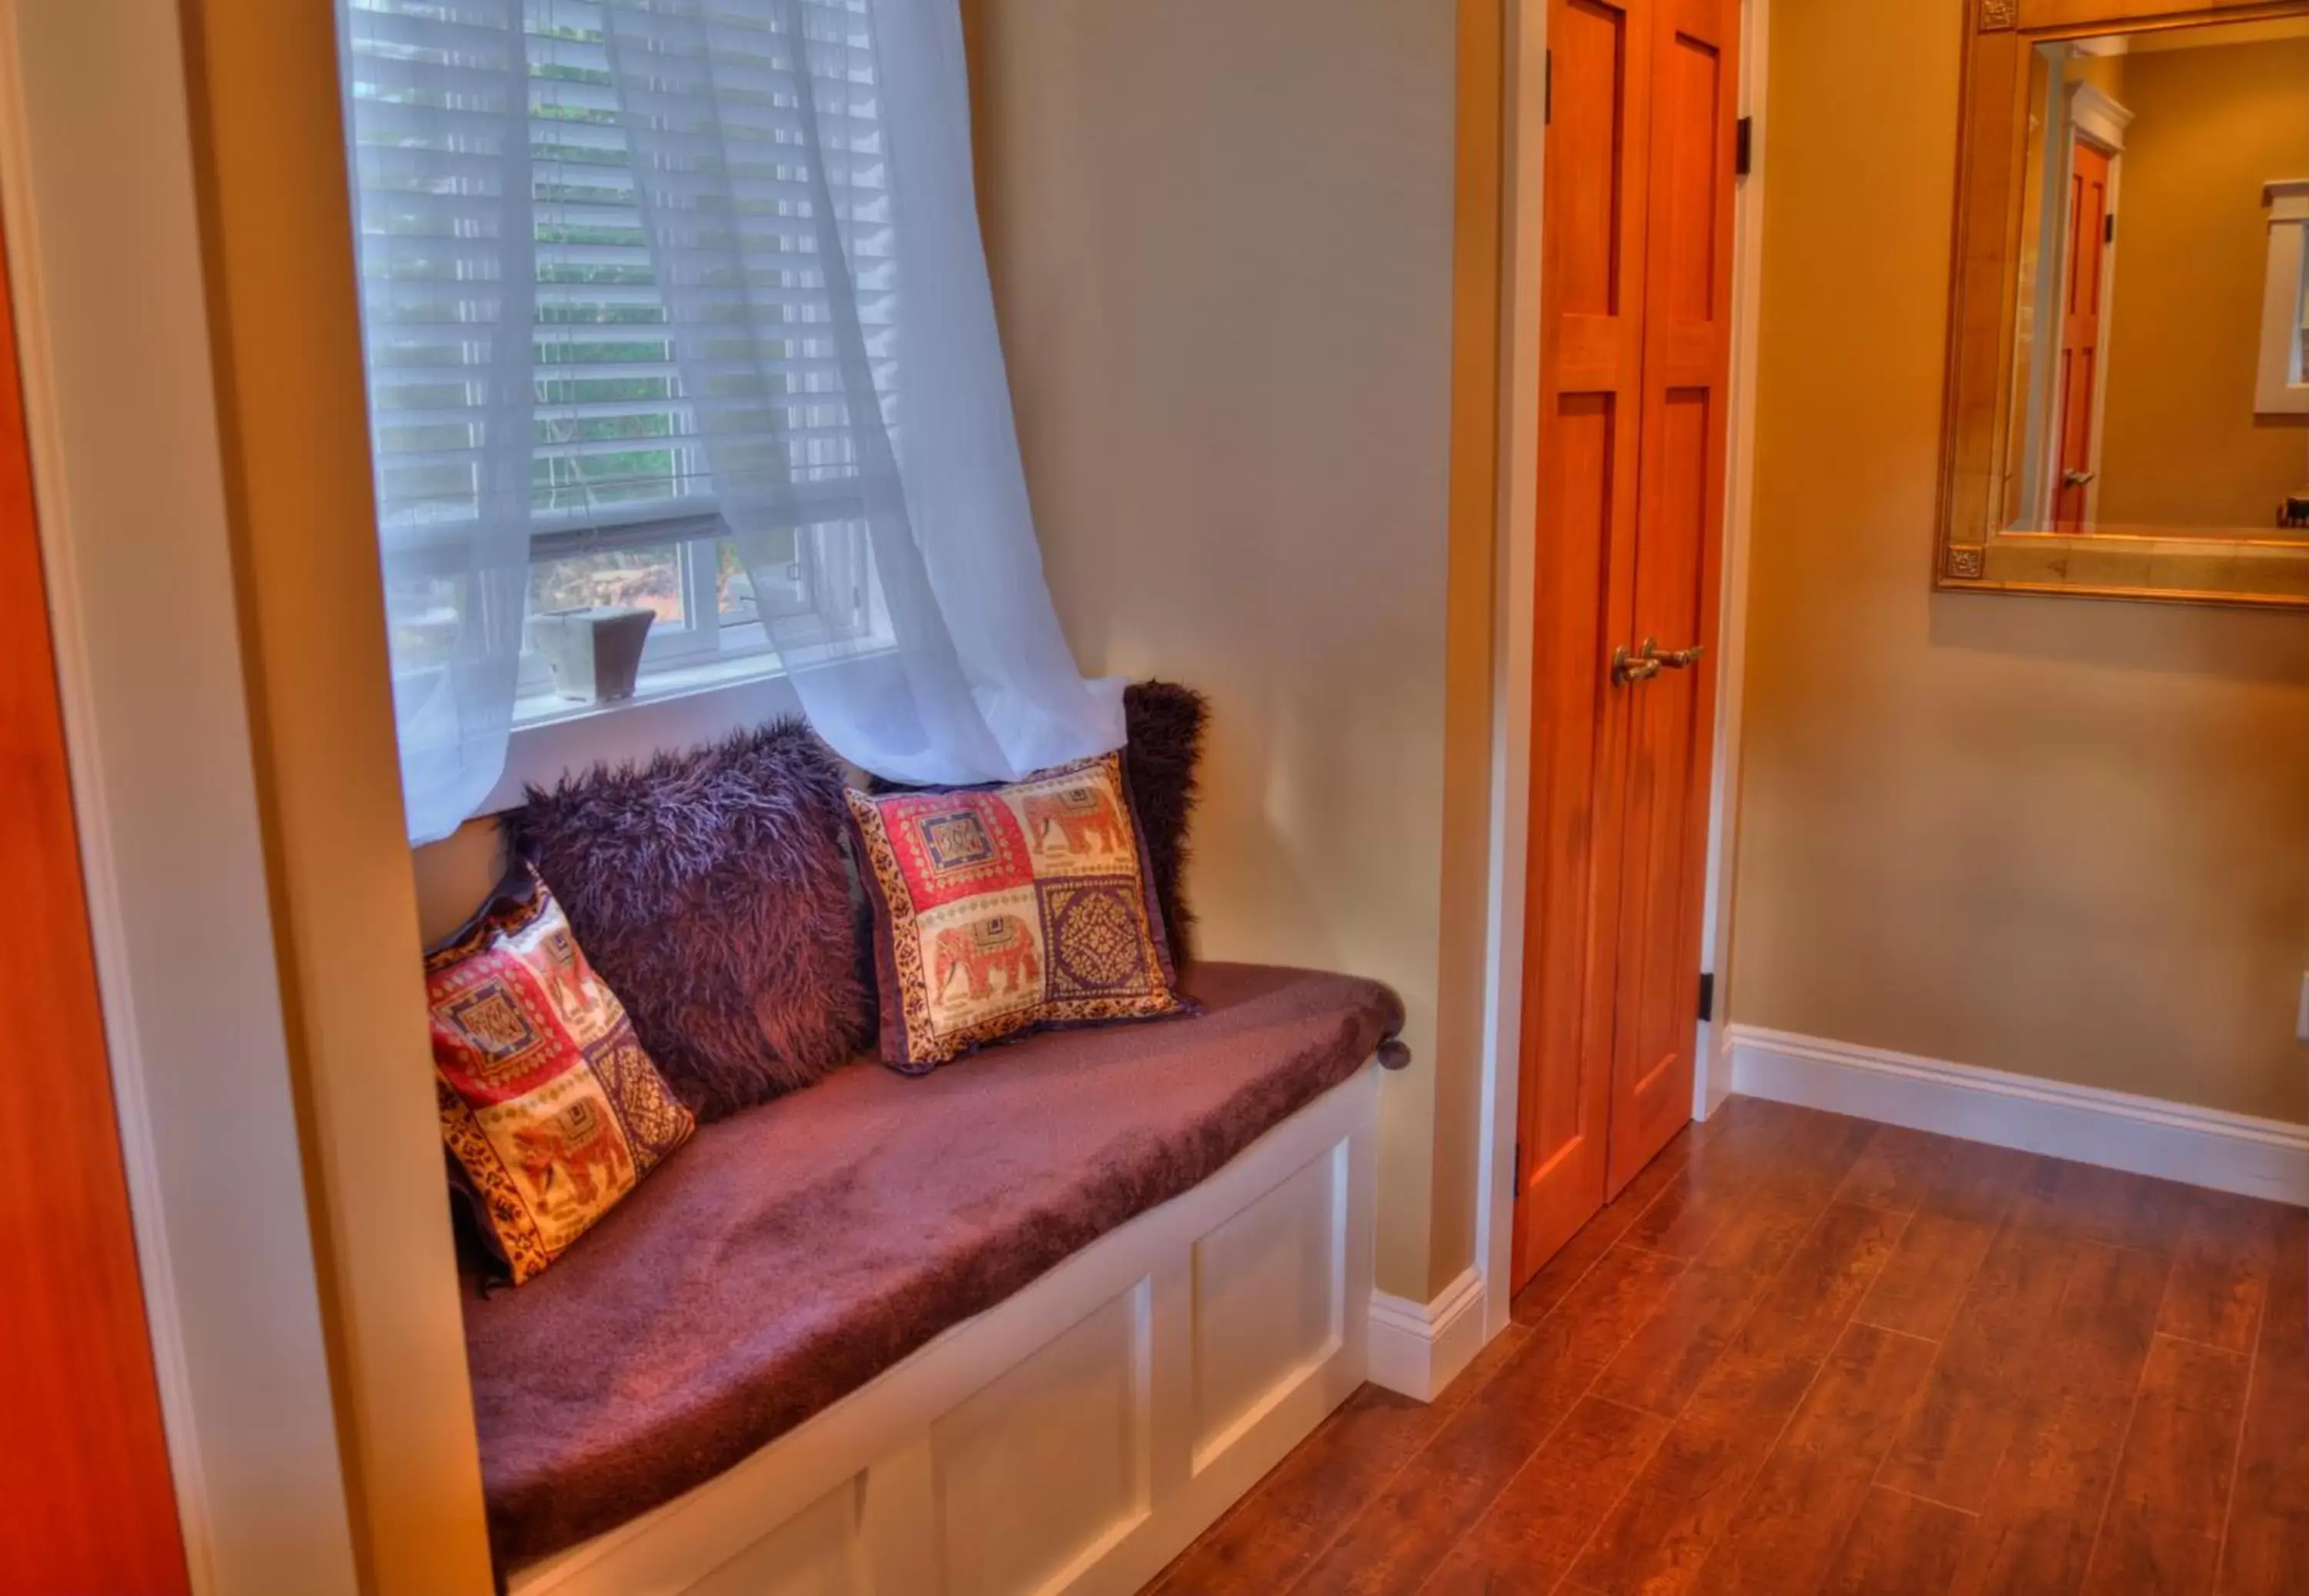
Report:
2052,139,2111,531
1513,0,1655,1286
0,215,189,1591
1513,0,1739,1287
1605,0,1738,1196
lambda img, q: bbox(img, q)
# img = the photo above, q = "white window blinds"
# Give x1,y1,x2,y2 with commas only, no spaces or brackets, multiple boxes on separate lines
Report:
339,0,1123,842
347,0,892,533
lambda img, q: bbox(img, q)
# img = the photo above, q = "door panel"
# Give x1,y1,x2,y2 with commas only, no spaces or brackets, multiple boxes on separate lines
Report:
1608,0,1737,1197
1611,387,1715,1193
1515,0,1739,1284
1655,21,1722,322
1552,0,1632,319
1514,0,1653,1287
0,209,189,1591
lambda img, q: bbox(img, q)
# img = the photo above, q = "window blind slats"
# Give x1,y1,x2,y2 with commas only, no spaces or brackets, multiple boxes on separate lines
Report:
347,0,891,532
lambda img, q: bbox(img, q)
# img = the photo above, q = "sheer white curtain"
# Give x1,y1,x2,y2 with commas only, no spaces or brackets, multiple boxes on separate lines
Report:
596,0,1121,784
341,0,536,844
340,0,1120,843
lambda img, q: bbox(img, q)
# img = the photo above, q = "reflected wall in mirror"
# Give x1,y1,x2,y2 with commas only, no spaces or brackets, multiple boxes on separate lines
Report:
1939,0,2309,606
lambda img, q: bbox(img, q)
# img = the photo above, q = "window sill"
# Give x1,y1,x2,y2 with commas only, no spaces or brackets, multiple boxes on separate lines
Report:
478,657,804,816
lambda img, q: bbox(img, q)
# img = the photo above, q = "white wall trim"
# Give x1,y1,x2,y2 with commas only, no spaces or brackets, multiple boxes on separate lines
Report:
1727,1024,2309,1207
1366,1267,1489,1404
483,668,806,813
0,17,211,1581
0,2,359,1588
2066,79,2134,152
1695,0,1769,1127
1473,0,1550,1344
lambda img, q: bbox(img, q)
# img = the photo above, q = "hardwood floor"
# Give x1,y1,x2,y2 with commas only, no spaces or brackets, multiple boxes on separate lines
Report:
1147,1097,2309,1596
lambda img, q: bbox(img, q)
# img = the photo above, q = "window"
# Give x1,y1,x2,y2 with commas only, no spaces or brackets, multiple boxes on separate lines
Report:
2258,179,2309,416
347,0,1101,840
345,0,891,726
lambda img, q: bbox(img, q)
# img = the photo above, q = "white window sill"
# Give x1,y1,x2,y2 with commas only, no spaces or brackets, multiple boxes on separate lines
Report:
477,656,805,816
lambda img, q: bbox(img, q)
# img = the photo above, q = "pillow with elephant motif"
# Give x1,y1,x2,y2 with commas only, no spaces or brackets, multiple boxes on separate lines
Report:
426,865,695,1284
843,750,1194,1070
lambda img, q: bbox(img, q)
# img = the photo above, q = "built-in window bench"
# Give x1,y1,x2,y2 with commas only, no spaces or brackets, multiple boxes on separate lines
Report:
475,962,1408,1596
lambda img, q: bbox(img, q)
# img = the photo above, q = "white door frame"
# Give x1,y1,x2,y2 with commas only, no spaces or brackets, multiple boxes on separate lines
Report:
1475,0,1771,1338
0,3,359,1589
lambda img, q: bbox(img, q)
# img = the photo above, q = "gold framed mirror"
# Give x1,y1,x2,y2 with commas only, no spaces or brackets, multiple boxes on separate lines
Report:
1937,0,2309,606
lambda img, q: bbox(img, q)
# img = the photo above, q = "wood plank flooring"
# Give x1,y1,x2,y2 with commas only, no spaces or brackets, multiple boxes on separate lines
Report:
1146,1097,2309,1596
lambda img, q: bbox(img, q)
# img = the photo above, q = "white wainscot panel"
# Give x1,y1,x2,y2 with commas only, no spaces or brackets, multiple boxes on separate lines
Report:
1188,1144,1345,1469
931,1282,1153,1596
686,1476,868,1596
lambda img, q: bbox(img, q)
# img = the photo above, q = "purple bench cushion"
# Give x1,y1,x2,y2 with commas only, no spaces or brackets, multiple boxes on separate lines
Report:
463,961,1406,1568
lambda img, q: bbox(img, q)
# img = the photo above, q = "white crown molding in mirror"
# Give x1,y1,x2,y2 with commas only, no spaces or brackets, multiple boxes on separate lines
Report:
2065,81,2134,151
2257,178,2309,416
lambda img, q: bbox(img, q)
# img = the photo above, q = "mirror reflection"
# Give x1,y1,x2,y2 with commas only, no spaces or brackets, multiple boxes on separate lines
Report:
1997,18,2309,539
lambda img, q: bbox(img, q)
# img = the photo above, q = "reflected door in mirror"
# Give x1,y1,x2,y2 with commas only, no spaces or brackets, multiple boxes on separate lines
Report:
2054,138,2111,531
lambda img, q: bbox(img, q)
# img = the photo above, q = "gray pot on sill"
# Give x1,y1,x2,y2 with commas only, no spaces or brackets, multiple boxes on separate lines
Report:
530,606,657,704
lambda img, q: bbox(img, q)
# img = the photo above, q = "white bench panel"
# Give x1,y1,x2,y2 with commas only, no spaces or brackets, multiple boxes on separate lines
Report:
513,1062,1379,1596
1188,1141,1345,1470
685,1479,868,1596
931,1283,1153,1596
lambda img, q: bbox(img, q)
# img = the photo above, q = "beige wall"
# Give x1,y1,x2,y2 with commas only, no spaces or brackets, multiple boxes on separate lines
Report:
1732,0,2309,1127
970,0,1495,1298
2094,37,2309,529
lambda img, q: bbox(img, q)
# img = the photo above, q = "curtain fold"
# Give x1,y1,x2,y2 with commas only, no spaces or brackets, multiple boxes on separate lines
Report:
341,0,536,843
597,0,1121,785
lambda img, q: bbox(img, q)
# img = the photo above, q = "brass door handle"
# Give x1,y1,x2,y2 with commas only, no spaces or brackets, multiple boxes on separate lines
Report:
2063,469,2096,488
1646,639,1706,670
1611,645,1662,686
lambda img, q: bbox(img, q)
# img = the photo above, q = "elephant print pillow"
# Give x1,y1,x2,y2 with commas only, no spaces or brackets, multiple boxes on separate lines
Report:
426,865,696,1283
844,751,1193,1070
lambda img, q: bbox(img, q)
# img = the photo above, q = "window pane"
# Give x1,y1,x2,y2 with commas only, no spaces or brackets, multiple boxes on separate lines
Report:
528,546,685,627
715,541,757,627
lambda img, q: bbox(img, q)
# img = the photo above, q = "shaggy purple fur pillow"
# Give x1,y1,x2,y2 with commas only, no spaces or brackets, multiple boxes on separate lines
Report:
503,721,866,1120
1121,680,1207,967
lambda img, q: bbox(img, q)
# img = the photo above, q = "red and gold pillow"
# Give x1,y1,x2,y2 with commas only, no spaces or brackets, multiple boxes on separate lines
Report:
426,867,695,1283
844,751,1193,1070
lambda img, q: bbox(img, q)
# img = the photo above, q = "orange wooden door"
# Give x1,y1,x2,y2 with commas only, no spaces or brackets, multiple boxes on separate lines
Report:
1513,0,1655,1287
1514,0,1739,1286
0,213,189,1591
1604,0,1738,1197
2052,139,2111,532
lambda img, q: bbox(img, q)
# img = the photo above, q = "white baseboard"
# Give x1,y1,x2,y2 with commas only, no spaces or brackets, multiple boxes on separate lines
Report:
1367,1267,1489,1403
1693,1018,1735,1121
1727,1024,2309,1207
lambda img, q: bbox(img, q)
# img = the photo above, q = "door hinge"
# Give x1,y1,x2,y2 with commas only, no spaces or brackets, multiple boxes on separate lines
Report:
2104,212,2116,245
1544,49,1553,125
1734,115,1754,179
1698,970,1716,1023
